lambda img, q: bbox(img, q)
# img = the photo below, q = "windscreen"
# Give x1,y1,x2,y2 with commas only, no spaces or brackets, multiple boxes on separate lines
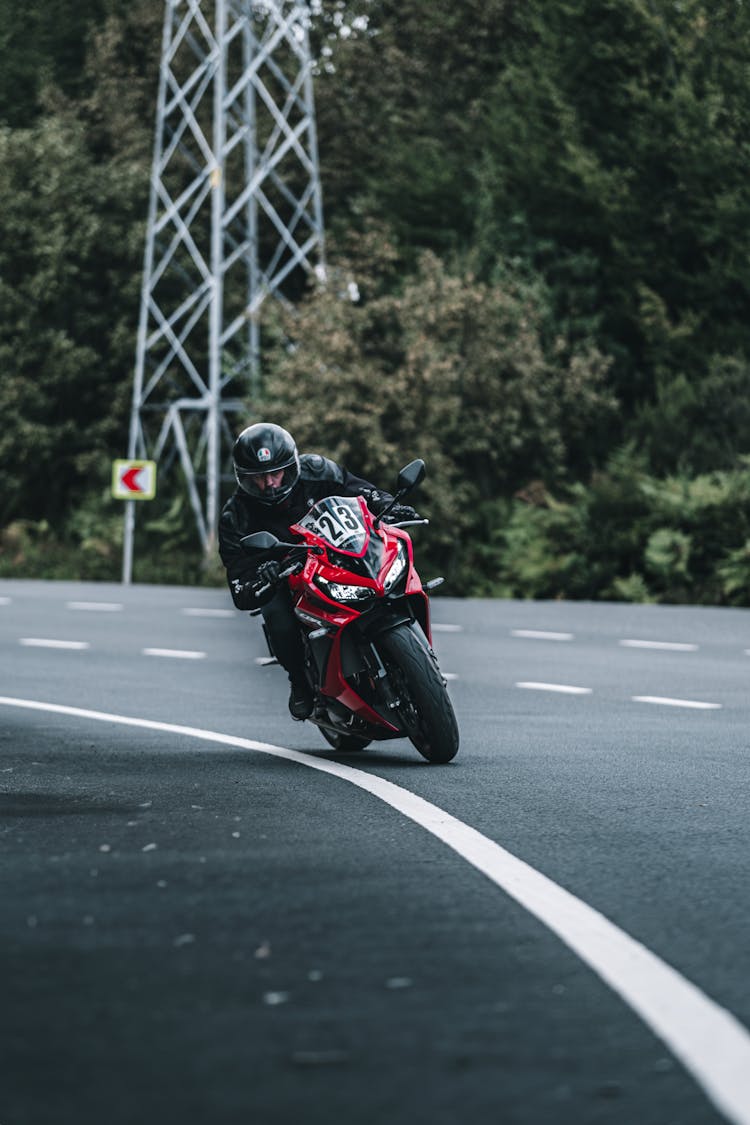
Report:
297,496,369,555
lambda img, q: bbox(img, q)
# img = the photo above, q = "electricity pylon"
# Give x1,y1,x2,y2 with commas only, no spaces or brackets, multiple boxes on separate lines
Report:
123,0,325,582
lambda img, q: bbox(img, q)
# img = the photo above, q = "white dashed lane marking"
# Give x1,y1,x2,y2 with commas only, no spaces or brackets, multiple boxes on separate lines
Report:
4,602,732,712
633,696,722,711
19,638,91,650
182,608,235,618
66,601,123,612
516,682,592,695
620,639,698,652
512,629,574,641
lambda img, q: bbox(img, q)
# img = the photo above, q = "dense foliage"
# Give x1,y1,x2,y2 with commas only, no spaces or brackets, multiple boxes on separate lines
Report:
2,0,750,602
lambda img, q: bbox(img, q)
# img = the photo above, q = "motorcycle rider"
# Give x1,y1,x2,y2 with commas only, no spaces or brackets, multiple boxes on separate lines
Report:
218,422,419,720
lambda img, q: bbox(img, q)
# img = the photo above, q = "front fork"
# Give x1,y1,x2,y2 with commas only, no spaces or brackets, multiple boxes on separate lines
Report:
360,640,402,714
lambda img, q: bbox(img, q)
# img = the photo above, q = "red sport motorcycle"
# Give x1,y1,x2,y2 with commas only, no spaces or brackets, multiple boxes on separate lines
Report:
242,460,459,764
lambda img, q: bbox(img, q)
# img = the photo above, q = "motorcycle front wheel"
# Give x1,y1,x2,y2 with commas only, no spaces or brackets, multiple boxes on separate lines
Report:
376,624,459,764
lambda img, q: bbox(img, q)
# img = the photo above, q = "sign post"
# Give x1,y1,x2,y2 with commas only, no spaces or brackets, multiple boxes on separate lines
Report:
112,460,157,584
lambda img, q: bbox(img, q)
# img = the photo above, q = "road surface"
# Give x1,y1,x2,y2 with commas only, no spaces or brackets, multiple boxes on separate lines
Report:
1,579,750,1125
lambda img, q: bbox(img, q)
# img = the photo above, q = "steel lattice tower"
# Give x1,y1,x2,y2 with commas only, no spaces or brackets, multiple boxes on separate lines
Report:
124,0,325,580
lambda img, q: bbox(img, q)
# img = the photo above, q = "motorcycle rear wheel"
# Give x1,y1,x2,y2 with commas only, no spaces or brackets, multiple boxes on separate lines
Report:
376,624,459,764
319,727,372,753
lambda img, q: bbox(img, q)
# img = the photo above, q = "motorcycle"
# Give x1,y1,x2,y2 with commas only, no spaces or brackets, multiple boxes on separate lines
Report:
242,459,459,764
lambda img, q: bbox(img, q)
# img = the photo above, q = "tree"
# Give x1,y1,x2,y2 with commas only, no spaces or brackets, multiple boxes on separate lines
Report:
313,0,512,252
262,239,614,586
0,2,159,527
0,0,110,126
475,0,750,427
315,0,750,468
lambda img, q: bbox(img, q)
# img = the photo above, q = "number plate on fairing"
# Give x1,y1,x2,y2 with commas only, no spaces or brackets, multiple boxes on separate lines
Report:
297,496,369,554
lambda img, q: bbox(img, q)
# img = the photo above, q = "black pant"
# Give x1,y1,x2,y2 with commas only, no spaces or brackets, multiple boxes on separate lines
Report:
261,587,304,679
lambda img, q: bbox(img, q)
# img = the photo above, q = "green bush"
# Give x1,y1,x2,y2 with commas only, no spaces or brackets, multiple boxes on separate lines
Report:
485,454,750,605
263,246,615,591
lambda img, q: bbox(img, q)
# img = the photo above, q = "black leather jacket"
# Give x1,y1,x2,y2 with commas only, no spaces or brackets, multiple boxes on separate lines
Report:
218,453,391,610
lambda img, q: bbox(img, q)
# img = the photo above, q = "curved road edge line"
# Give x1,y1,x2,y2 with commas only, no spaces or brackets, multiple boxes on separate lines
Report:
2,694,749,1124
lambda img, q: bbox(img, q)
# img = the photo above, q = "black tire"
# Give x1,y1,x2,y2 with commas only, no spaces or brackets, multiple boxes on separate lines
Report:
319,727,372,753
376,624,459,764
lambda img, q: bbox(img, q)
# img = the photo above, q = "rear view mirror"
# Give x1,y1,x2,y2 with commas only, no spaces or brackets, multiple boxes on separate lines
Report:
396,459,425,495
240,531,280,552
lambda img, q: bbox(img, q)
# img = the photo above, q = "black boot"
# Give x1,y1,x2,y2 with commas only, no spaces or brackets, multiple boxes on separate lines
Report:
288,673,314,720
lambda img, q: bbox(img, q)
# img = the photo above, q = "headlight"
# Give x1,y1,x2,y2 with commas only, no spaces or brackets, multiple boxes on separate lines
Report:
384,541,408,592
315,576,374,603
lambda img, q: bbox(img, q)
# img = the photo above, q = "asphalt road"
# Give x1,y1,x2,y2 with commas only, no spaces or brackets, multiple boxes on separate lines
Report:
2,578,750,1125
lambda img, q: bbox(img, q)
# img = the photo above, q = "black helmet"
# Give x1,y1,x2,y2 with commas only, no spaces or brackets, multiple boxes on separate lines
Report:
232,422,300,505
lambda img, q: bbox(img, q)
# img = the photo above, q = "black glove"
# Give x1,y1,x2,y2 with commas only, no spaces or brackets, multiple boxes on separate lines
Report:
364,490,391,515
382,503,420,523
254,559,282,589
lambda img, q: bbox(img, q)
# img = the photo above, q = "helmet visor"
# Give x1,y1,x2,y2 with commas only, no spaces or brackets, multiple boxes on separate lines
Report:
235,458,299,504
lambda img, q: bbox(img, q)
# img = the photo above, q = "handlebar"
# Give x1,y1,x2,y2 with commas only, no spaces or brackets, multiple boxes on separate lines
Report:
251,521,427,599
254,559,303,598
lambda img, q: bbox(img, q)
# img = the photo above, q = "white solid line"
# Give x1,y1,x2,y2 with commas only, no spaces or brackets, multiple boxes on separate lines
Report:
621,639,698,652
512,629,574,641
443,672,459,681
0,596,11,605
66,601,123,612
516,681,592,695
19,638,91,650
633,695,722,711
181,608,235,618
431,623,463,633
142,648,206,660
1,695,750,1125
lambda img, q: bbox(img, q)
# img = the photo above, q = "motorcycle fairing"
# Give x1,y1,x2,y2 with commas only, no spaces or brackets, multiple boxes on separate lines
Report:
295,495,370,557
287,492,434,736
